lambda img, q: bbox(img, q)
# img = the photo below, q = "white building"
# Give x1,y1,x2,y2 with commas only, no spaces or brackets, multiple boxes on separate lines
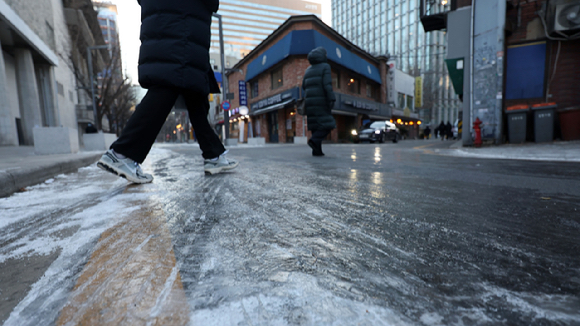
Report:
0,0,79,152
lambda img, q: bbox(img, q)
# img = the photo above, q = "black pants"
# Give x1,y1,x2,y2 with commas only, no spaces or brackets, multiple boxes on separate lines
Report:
310,129,332,147
111,87,225,163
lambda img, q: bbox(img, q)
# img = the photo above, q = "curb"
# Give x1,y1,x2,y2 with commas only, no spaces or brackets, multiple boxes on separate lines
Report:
0,153,101,198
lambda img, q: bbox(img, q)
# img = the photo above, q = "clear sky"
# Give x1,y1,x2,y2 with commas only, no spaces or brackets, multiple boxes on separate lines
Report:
113,0,332,85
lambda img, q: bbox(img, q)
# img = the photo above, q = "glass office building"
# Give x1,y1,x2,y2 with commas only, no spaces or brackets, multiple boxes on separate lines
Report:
332,0,460,127
211,0,322,61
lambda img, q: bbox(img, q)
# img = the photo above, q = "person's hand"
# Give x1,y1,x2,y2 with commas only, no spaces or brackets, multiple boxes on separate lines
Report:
329,100,336,109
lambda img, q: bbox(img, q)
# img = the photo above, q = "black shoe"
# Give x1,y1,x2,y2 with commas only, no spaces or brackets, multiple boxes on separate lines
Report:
308,139,324,156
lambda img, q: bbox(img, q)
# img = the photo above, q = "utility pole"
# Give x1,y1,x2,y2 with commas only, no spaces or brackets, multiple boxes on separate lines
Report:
87,45,109,131
213,13,229,140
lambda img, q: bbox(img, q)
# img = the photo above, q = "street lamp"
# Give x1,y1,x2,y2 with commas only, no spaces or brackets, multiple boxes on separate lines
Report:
87,45,109,131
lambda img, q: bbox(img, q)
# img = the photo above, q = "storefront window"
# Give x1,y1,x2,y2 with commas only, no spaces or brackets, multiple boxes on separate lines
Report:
347,77,360,94
271,67,283,90
398,92,406,109
407,95,414,111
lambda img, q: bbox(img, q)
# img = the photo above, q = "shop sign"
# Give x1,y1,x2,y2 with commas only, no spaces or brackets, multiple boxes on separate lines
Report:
387,61,397,105
414,77,423,108
239,80,247,106
250,87,299,112
342,99,378,111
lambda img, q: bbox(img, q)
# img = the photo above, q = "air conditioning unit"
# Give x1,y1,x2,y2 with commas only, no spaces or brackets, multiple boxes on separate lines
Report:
548,1,580,35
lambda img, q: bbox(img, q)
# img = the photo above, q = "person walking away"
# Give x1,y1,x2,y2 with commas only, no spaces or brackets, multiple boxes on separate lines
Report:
424,126,431,140
302,47,336,156
446,121,453,140
96,0,237,183
437,121,446,140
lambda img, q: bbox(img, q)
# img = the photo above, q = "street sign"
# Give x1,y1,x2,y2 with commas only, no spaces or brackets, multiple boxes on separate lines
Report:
221,101,231,111
226,93,235,100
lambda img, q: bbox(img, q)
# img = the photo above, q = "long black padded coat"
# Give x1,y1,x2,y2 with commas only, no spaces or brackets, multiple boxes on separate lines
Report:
137,0,220,94
302,47,336,131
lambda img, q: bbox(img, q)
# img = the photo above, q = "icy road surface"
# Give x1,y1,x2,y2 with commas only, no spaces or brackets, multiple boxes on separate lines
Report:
1,141,580,325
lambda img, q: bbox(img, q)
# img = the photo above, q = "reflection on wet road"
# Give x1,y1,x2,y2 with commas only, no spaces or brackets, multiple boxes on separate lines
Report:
158,143,580,325
1,141,579,325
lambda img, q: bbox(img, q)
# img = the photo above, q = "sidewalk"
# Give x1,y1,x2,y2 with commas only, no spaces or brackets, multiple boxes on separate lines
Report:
0,146,102,198
432,140,580,162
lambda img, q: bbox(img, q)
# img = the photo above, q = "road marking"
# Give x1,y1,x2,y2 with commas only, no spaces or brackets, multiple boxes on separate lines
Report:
412,142,441,155
412,143,440,150
56,190,189,325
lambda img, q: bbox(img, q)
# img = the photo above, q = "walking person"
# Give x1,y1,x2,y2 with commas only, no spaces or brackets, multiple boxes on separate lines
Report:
424,126,431,140
97,0,237,183
302,47,336,156
446,121,453,140
437,121,446,140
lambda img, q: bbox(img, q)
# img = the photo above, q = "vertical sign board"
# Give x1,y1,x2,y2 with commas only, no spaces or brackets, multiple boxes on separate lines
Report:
386,61,397,105
414,77,423,108
238,80,247,106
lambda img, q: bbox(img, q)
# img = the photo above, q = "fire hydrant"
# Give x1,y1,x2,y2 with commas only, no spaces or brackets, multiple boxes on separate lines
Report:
473,117,483,148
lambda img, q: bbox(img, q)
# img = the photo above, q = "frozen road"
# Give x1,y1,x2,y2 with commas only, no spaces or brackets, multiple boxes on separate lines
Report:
1,141,579,325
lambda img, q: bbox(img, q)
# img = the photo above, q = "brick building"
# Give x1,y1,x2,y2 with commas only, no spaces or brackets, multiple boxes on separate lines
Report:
424,0,580,144
226,15,412,144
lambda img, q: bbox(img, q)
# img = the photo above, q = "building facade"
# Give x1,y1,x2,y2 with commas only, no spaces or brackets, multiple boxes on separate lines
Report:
63,0,110,144
438,0,579,144
227,15,422,144
93,0,118,50
211,0,322,59
0,0,78,148
331,0,461,129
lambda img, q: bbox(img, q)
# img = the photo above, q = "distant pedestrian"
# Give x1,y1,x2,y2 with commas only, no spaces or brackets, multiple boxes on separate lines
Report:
424,126,431,139
97,0,237,183
437,121,446,140
302,47,336,156
446,121,453,140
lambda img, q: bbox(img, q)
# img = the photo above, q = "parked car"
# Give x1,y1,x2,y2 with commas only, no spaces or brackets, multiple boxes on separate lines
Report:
352,121,400,143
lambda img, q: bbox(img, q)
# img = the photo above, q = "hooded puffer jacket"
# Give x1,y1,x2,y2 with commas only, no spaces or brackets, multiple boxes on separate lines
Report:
137,0,220,94
302,47,336,131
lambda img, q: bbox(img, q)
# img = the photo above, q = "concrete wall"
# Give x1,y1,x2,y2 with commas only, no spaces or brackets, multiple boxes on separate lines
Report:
49,0,77,130
472,0,506,143
447,6,472,145
4,0,56,51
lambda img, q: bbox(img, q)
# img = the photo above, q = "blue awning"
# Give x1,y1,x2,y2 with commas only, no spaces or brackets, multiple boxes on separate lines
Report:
246,30,381,84
214,71,222,83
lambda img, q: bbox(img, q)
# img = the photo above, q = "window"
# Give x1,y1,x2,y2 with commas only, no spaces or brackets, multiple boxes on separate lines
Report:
347,77,360,94
251,82,259,98
271,67,283,89
398,92,406,109
332,70,341,89
366,84,373,98
407,95,414,111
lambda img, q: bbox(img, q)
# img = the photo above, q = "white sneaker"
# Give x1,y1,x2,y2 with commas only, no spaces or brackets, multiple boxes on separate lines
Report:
97,150,153,184
204,152,239,175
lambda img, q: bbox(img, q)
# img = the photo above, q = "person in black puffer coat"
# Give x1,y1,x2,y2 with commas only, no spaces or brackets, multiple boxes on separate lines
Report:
302,47,336,156
98,0,238,183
